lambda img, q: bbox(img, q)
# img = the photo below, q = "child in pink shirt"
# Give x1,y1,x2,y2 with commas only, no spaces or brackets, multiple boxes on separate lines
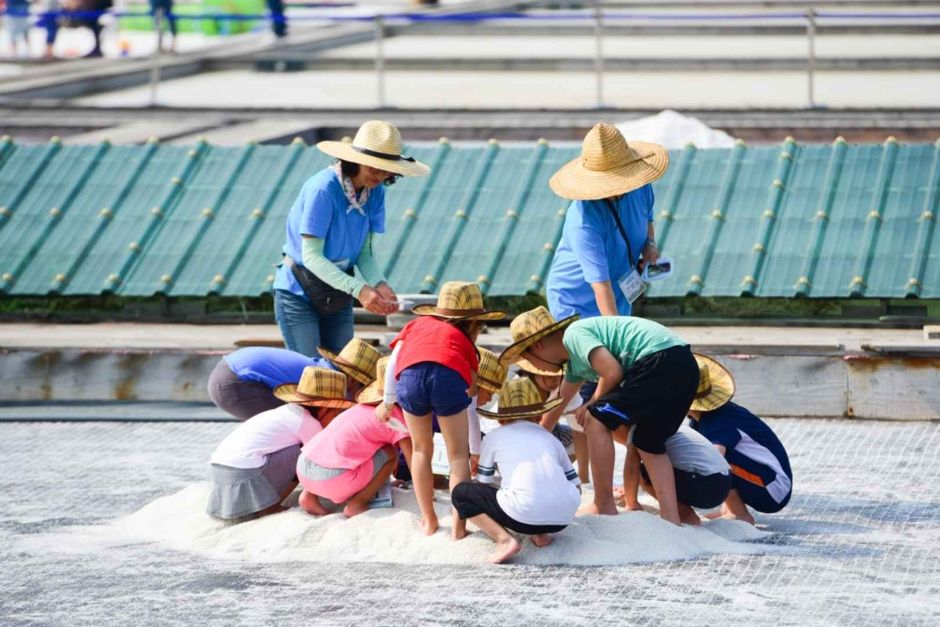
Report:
297,357,413,518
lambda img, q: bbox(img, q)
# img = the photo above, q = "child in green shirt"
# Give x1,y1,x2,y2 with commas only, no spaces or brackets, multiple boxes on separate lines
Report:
499,308,699,525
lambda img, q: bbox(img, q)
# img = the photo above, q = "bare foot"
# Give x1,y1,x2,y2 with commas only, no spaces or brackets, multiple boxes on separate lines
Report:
343,500,369,518
704,509,724,520
577,502,619,517
420,516,439,536
531,533,554,548
452,519,468,540
298,491,330,517
720,510,756,525
488,536,522,564
678,504,702,526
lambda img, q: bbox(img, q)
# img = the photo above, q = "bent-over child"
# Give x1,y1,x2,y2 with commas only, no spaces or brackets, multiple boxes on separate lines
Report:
453,377,582,564
296,356,412,518
206,367,354,521
688,354,793,525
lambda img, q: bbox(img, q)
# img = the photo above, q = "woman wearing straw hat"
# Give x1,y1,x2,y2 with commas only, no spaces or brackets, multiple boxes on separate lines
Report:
546,122,667,321
688,354,793,525
206,367,355,521
272,120,429,357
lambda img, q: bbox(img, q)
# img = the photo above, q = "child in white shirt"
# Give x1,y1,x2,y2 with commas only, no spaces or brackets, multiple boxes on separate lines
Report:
452,378,581,564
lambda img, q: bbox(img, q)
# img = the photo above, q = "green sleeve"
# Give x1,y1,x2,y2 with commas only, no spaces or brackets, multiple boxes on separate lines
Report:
301,237,367,297
563,325,603,383
355,232,387,287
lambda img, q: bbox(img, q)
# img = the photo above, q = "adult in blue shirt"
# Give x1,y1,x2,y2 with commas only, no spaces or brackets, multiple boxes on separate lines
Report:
273,120,430,356
546,122,668,321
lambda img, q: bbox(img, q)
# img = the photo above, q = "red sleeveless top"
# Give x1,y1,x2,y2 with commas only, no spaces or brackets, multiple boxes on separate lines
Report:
391,316,479,386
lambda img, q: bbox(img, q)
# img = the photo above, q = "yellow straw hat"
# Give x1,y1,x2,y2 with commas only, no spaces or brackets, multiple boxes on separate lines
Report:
549,123,669,201
316,120,430,178
498,306,579,374
477,377,564,420
689,353,736,412
477,348,508,394
318,338,381,386
411,281,506,321
356,356,390,405
273,367,357,409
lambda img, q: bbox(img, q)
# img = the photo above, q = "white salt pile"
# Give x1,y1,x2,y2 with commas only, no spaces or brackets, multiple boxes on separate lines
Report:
616,110,737,150
113,484,770,566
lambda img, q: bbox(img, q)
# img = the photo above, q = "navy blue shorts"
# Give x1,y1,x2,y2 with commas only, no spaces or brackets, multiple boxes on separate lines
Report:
452,482,567,535
733,473,792,513
396,362,472,417
641,464,732,509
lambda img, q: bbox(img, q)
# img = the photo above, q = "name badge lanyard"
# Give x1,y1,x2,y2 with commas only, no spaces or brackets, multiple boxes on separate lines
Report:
605,199,646,303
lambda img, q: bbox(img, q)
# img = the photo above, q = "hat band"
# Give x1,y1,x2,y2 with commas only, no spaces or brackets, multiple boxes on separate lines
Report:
493,402,546,416
582,149,653,172
296,391,345,402
694,383,713,399
353,145,416,164
434,307,488,317
479,375,502,390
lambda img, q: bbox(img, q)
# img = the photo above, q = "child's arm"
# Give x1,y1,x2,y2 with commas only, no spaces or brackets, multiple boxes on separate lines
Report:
541,379,582,431
573,347,624,426
622,442,643,511
376,342,402,422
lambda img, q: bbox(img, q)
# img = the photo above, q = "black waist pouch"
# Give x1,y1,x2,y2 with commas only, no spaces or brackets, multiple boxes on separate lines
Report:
283,255,354,315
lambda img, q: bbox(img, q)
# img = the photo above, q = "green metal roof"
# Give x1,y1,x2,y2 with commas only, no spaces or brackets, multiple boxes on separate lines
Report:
0,136,937,299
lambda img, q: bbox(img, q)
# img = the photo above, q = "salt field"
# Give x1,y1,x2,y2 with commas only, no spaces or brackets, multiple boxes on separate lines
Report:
2,417,939,625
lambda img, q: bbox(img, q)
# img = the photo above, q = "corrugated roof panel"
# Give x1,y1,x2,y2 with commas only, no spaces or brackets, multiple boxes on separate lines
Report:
906,142,940,297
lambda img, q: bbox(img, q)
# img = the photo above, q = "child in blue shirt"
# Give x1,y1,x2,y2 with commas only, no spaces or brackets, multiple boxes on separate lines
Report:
688,354,793,525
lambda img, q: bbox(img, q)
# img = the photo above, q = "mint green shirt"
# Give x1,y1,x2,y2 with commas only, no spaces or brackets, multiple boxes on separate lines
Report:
562,317,686,383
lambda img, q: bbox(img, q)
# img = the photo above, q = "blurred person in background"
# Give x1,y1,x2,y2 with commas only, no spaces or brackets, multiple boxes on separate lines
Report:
4,0,31,58
149,0,176,53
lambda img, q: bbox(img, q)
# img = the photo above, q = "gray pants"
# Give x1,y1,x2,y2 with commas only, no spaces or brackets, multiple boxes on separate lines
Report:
207,359,285,421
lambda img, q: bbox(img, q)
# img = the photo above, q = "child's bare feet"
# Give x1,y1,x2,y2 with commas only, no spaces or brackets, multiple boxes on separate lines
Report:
704,509,724,520
678,503,702,526
577,502,619,517
298,491,330,517
531,533,553,548
720,509,756,525
488,536,522,564
420,516,439,536
343,500,369,518
452,518,468,540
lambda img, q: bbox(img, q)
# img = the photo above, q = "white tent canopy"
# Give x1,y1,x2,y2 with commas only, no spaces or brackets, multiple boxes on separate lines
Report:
616,110,737,149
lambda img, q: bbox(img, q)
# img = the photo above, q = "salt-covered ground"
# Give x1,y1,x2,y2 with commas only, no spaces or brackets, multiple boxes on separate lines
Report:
1,418,939,625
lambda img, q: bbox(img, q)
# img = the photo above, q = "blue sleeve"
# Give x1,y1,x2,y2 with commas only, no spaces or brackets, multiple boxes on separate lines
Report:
646,184,655,222
569,202,612,284
370,186,386,234
299,179,336,239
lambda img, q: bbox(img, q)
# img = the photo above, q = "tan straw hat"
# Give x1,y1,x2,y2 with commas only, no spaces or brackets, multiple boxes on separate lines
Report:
274,367,357,409
477,348,508,394
477,377,564,420
412,281,506,321
689,353,736,412
317,120,430,178
318,338,381,386
356,356,390,405
498,306,579,374
549,123,669,201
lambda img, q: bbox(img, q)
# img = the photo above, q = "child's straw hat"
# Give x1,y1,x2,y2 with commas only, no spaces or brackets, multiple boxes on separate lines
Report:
318,338,381,386
316,120,430,177
477,348,508,394
411,281,506,321
274,367,357,409
498,306,579,375
477,377,564,421
356,356,390,405
689,353,736,412
549,123,669,201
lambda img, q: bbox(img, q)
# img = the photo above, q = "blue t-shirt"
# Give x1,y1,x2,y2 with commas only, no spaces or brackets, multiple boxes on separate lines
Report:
691,401,792,502
273,167,386,298
223,347,336,389
546,184,654,319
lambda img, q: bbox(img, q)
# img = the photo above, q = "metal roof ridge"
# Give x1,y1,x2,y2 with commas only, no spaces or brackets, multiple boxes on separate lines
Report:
904,138,940,298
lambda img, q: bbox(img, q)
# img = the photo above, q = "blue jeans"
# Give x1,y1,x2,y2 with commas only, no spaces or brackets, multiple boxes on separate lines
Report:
274,289,354,357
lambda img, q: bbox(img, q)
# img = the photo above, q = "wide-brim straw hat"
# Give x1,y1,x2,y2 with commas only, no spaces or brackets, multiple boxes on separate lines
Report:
549,122,669,201
498,306,579,375
477,348,508,394
412,281,506,322
357,356,390,405
318,338,381,386
274,366,356,409
317,120,430,178
689,353,736,412
477,377,564,420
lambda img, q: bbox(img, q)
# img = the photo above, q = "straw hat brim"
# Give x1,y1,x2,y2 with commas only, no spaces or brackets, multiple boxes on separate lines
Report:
316,141,430,177
689,353,736,412
410,306,506,322
477,396,564,420
477,375,503,394
498,314,580,369
317,347,375,386
549,141,669,201
356,381,383,405
273,384,357,409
